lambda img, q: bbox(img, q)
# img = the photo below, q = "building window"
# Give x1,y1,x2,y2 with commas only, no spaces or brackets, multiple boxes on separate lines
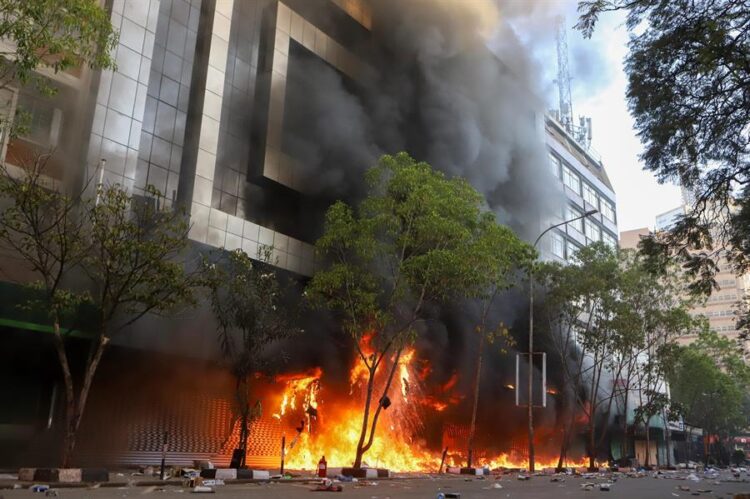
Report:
582,183,599,208
601,199,616,223
562,165,580,195
603,232,617,248
585,219,601,242
549,153,560,178
567,240,581,260
552,231,565,258
15,93,62,148
567,205,583,233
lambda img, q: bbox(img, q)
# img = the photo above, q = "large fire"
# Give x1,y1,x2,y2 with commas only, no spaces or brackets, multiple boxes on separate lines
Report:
264,339,589,472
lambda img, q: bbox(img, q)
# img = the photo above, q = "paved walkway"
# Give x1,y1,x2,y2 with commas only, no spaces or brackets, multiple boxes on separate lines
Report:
2,472,749,499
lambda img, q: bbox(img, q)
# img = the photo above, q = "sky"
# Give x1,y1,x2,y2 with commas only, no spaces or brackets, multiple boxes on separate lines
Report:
503,0,684,233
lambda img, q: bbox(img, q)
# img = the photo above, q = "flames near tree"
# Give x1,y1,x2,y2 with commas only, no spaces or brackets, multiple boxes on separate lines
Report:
263,335,589,471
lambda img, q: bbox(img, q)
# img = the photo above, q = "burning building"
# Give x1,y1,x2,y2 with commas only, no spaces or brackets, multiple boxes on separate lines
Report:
0,0,618,470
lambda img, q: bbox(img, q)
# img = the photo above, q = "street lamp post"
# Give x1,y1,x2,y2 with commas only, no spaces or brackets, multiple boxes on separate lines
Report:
527,208,597,473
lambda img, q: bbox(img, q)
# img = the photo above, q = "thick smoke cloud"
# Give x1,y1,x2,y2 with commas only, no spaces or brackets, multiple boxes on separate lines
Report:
282,0,565,240
275,0,573,454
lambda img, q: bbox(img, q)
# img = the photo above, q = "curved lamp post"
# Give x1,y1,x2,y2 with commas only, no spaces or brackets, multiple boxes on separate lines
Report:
527,208,597,472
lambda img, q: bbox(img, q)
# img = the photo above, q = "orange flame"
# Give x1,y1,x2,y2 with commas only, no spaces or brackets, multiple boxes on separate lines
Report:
266,337,589,471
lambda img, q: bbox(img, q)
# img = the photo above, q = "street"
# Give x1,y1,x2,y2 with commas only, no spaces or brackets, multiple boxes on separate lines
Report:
3,474,749,499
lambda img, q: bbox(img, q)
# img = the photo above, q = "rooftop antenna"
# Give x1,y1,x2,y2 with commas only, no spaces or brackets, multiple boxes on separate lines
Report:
555,16,593,150
555,15,574,133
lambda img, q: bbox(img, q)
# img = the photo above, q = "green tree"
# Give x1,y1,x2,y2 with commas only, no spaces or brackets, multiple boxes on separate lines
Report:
668,332,750,464
0,0,118,92
464,218,535,468
539,243,622,470
576,0,750,329
617,250,696,467
75,184,195,465
203,247,298,468
0,160,195,466
306,152,508,469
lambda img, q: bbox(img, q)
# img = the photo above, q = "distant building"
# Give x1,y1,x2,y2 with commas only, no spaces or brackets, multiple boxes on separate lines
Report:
655,206,685,232
544,116,618,261
620,224,750,351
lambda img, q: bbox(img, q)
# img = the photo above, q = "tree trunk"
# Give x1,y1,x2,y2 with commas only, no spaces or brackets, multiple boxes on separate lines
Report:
62,334,108,468
644,420,651,467
235,375,250,468
556,411,573,471
353,363,376,469
662,408,672,467
51,316,76,468
361,348,403,456
588,418,596,471
621,390,629,463
467,332,485,468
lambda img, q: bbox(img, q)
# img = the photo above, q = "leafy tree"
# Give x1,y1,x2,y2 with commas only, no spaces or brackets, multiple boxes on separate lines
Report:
538,245,695,470
617,250,696,467
668,332,750,464
0,0,118,93
74,184,195,464
0,159,195,466
576,0,750,329
0,158,87,466
464,218,535,467
538,243,622,470
307,152,506,468
203,247,298,468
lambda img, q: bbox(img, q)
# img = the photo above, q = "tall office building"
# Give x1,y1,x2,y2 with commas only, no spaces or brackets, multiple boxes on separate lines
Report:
0,0,620,467
544,116,619,260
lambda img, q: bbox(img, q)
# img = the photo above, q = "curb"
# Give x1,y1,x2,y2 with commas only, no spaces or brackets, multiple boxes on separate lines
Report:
200,468,270,480
18,468,109,483
446,467,489,476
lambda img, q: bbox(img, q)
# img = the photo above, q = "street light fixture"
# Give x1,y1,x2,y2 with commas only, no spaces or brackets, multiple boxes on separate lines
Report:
527,208,597,472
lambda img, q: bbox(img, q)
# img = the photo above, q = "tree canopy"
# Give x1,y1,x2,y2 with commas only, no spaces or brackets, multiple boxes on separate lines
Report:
577,0,750,333
0,0,118,93
307,152,532,468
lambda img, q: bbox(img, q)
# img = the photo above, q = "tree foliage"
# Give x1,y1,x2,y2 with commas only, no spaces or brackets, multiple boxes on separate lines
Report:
202,247,298,468
0,158,195,466
538,244,698,469
0,0,118,93
668,331,750,463
576,0,750,332
307,152,529,468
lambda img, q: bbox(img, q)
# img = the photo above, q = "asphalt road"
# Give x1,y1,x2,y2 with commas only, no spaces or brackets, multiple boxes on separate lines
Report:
3,473,750,499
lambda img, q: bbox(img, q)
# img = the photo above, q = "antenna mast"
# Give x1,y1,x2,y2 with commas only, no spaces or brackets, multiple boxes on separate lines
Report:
555,16,573,133
554,16,593,150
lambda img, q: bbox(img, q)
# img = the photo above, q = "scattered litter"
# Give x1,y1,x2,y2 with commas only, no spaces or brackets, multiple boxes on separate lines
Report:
599,483,611,491
201,479,224,487
551,476,565,482
696,489,712,493
31,485,49,493
678,485,691,491
581,483,595,491
436,493,461,499
687,473,701,482
672,494,680,497
312,479,343,492
492,483,503,489
191,485,214,493
517,474,530,481
45,490,58,497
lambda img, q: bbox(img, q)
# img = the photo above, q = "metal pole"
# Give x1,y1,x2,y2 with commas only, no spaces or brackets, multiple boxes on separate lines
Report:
280,435,286,475
527,208,597,474
528,271,535,472
159,431,168,480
